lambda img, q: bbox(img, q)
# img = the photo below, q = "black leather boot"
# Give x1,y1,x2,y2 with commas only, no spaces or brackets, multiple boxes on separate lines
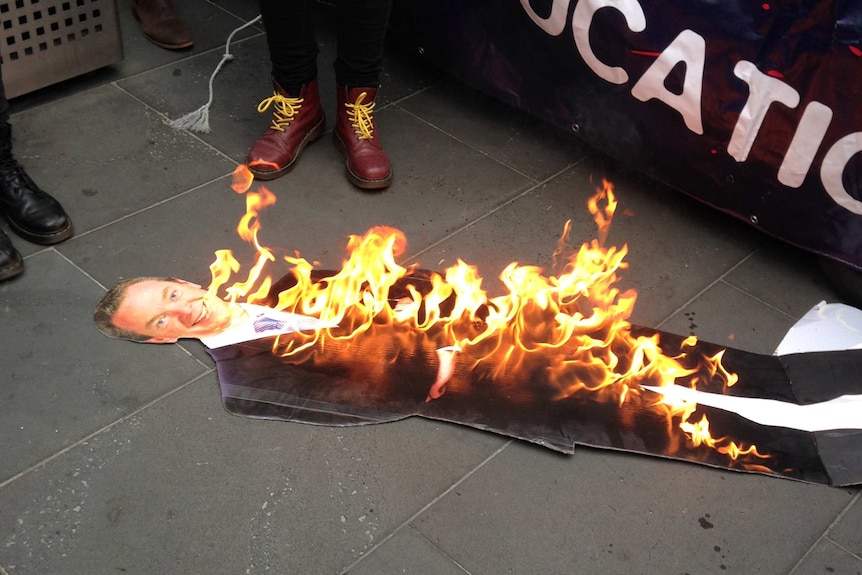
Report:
0,227,24,281
0,123,73,245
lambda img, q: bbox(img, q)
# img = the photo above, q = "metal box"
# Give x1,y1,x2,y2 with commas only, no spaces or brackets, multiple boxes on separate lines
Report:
0,0,123,99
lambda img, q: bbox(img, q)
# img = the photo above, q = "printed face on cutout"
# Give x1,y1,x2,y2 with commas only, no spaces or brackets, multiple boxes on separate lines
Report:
112,279,234,343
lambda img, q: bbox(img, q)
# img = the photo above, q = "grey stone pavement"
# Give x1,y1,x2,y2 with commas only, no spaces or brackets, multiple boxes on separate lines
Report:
2,1,862,574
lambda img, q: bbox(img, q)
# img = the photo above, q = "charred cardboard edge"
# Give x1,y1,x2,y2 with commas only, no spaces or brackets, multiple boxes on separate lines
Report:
212,322,862,487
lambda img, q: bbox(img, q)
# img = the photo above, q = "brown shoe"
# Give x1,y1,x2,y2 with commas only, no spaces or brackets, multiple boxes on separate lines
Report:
132,0,193,50
334,85,392,190
246,78,326,181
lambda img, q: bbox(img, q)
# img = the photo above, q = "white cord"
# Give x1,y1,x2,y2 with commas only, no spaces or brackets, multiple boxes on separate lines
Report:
168,15,262,134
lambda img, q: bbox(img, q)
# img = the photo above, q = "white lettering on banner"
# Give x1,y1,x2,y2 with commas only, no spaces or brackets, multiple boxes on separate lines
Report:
728,61,800,162
520,0,569,36
520,0,859,216
779,102,833,188
822,133,862,215
572,0,645,84
631,29,705,134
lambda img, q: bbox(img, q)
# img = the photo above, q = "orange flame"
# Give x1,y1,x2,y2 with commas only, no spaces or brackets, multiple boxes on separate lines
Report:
232,164,254,194
587,178,617,246
209,172,770,469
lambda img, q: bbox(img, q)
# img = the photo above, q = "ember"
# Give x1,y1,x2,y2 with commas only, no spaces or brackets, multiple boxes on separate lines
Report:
210,165,770,470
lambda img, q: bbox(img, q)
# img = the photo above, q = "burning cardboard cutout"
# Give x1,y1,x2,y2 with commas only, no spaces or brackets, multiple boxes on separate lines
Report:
98,166,862,486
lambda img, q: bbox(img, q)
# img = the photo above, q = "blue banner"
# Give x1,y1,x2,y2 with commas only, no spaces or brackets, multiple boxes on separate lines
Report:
391,0,862,268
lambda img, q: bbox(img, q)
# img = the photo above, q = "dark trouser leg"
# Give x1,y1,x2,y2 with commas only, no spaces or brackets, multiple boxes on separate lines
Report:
258,0,319,94
334,0,392,87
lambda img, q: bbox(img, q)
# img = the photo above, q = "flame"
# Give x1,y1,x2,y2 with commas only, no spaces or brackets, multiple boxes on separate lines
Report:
587,177,617,246
232,164,255,194
208,173,770,470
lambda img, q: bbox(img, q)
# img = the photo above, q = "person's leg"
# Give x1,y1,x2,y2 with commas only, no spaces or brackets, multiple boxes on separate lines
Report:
0,65,73,262
333,0,392,88
332,0,393,190
260,0,319,93
0,68,22,280
246,0,326,181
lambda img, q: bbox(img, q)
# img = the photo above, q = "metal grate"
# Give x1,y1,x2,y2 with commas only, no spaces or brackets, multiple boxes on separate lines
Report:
0,0,122,98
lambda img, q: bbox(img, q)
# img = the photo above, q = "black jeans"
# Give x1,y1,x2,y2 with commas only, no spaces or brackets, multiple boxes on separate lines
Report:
258,0,392,94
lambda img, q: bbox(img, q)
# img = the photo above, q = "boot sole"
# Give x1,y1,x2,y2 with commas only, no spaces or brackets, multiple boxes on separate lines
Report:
332,132,392,191
0,256,24,281
248,118,326,182
143,36,194,51
6,217,74,245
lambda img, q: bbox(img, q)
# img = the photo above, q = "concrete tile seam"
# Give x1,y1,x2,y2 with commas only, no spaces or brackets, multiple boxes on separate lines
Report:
787,489,862,574
401,178,543,263
114,33,266,88
52,171,235,244
825,537,862,562
653,254,757,331
403,174,568,266
0,370,213,490
109,82,247,166
176,341,219,370
338,440,513,575
16,244,54,262
719,277,806,323
53,247,112,291
392,103,542,183
404,523,475,575
201,0,266,30
386,84,436,108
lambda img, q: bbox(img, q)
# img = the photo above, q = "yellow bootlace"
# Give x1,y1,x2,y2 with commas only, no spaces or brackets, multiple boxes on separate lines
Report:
257,92,304,131
345,92,376,140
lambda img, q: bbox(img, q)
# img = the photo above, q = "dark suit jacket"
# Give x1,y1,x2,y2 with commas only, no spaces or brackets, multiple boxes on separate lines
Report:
207,269,862,486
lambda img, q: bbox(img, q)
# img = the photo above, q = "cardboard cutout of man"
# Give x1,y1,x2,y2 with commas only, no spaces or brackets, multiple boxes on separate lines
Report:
95,271,465,424
94,270,862,486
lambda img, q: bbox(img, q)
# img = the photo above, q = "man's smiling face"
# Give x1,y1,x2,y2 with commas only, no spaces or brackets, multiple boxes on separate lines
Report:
111,279,234,343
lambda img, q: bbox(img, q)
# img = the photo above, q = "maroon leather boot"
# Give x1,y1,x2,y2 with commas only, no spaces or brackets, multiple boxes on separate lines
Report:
333,85,392,190
246,77,326,181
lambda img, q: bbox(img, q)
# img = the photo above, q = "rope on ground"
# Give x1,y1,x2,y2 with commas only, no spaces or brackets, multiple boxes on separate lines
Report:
169,15,262,134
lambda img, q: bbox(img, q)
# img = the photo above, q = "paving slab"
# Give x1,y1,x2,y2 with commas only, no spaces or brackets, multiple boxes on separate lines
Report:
659,281,799,355
791,536,862,575
828,494,862,559
723,240,842,319
0,251,207,483
9,85,234,253
346,526,468,575
396,77,588,181
57,176,249,288
411,442,857,575
0,375,504,574
117,34,274,163
112,0,261,78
